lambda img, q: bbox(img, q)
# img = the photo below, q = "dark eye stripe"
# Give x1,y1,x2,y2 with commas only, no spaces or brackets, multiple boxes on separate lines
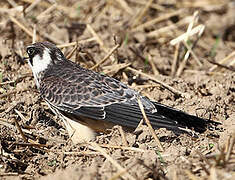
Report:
29,58,33,65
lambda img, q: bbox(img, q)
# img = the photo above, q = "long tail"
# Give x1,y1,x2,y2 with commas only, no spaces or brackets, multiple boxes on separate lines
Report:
151,102,220,133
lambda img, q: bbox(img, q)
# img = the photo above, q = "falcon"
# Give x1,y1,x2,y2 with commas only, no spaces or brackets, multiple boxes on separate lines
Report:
25,41,217,143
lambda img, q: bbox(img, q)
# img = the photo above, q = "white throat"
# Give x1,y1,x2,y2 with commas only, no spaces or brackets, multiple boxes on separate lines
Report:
28,48,52,87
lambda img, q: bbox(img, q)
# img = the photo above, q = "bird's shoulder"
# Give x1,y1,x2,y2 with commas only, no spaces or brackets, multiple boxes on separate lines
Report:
39,60,138,107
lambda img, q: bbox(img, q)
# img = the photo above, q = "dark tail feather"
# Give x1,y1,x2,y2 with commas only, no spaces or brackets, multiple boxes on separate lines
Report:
152,102,220,133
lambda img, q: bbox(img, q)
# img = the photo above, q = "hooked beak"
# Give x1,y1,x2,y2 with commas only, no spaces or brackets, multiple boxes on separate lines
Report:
23,56,29,61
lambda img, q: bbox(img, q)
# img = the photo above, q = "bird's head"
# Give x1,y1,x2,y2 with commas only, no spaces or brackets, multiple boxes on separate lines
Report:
26,42,65,76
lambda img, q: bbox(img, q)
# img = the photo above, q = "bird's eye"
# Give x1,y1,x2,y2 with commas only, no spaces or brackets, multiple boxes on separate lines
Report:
27,47,35,56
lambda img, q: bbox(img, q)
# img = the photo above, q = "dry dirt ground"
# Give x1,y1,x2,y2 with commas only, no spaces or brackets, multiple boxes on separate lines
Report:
0,0,234,180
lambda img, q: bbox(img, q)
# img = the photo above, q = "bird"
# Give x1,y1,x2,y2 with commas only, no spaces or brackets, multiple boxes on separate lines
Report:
25,41,217,143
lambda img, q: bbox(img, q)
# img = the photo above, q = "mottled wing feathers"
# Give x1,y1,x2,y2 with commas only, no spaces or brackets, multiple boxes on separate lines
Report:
39,61,145,120
39,60,214,134
40,74,184,131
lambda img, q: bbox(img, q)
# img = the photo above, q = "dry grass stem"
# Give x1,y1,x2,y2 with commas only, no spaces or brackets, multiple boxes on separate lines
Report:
182,40,202,67
0,173,18,177
6,0,18,7
63,151,100,156
25,0,42,13
170,24,205,45
90,44,120,70
115,0,133,15
173,169,178,180
209,51,235,72
102,63,131,74
100,144,145,152
0,73,32,86
87,24,108,53
127,67,189,98
148,54,159,75
0,88,28,99
13,110,28,142
14,109,28,122
185,11,199,42
147,16,192,37
174,12,204,76
209,167,217,180
131,0,165,11
135,84,160,89
0,6,23,14
57,37,96,48
225,133,235,162
89,142,136,180
13,142,49,148
21,0,73,18
118,126,129,147
131,0,154,27
65,42,78,59
37,3,57,20
32,24,37,43
132,9,184,32
137,98,164,151
207,59,235,72
171,43,180,76
9,16,33,37
135,119,144,131
0,80,15,85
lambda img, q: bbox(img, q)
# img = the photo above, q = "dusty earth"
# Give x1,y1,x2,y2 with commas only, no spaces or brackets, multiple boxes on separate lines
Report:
0,0,234,180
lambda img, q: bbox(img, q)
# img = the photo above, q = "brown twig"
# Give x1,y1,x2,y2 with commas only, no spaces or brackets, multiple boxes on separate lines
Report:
37,3,57,20
130,0,165,11
171,43,180,76
65,42,78,59
207,59,235,72
115,0,133,15
63,151,100,156
132,9,184,32
137,98,164,151
13,142,49,148
225,133,235,163
89,142,136,180
87,24,108,53
148,54,159,76
129,46,146,63
182,40,202,67
147,16,192,37
118,126,129,147
25,0,42,13
6,0,18,7
102,63,131,75
9,16,33,37
170,24,205,45
0,173,19,177
126,67,189,98
90,44,120,70
0,88,28,99
131,0,154,27
100,144,145,152
56,37,96,48
209,51,235,72
32,24,37,43
13,110,28,142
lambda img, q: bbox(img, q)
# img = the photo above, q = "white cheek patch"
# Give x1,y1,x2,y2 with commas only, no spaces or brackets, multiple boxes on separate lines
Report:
31,48,51,75
28,48,52,88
